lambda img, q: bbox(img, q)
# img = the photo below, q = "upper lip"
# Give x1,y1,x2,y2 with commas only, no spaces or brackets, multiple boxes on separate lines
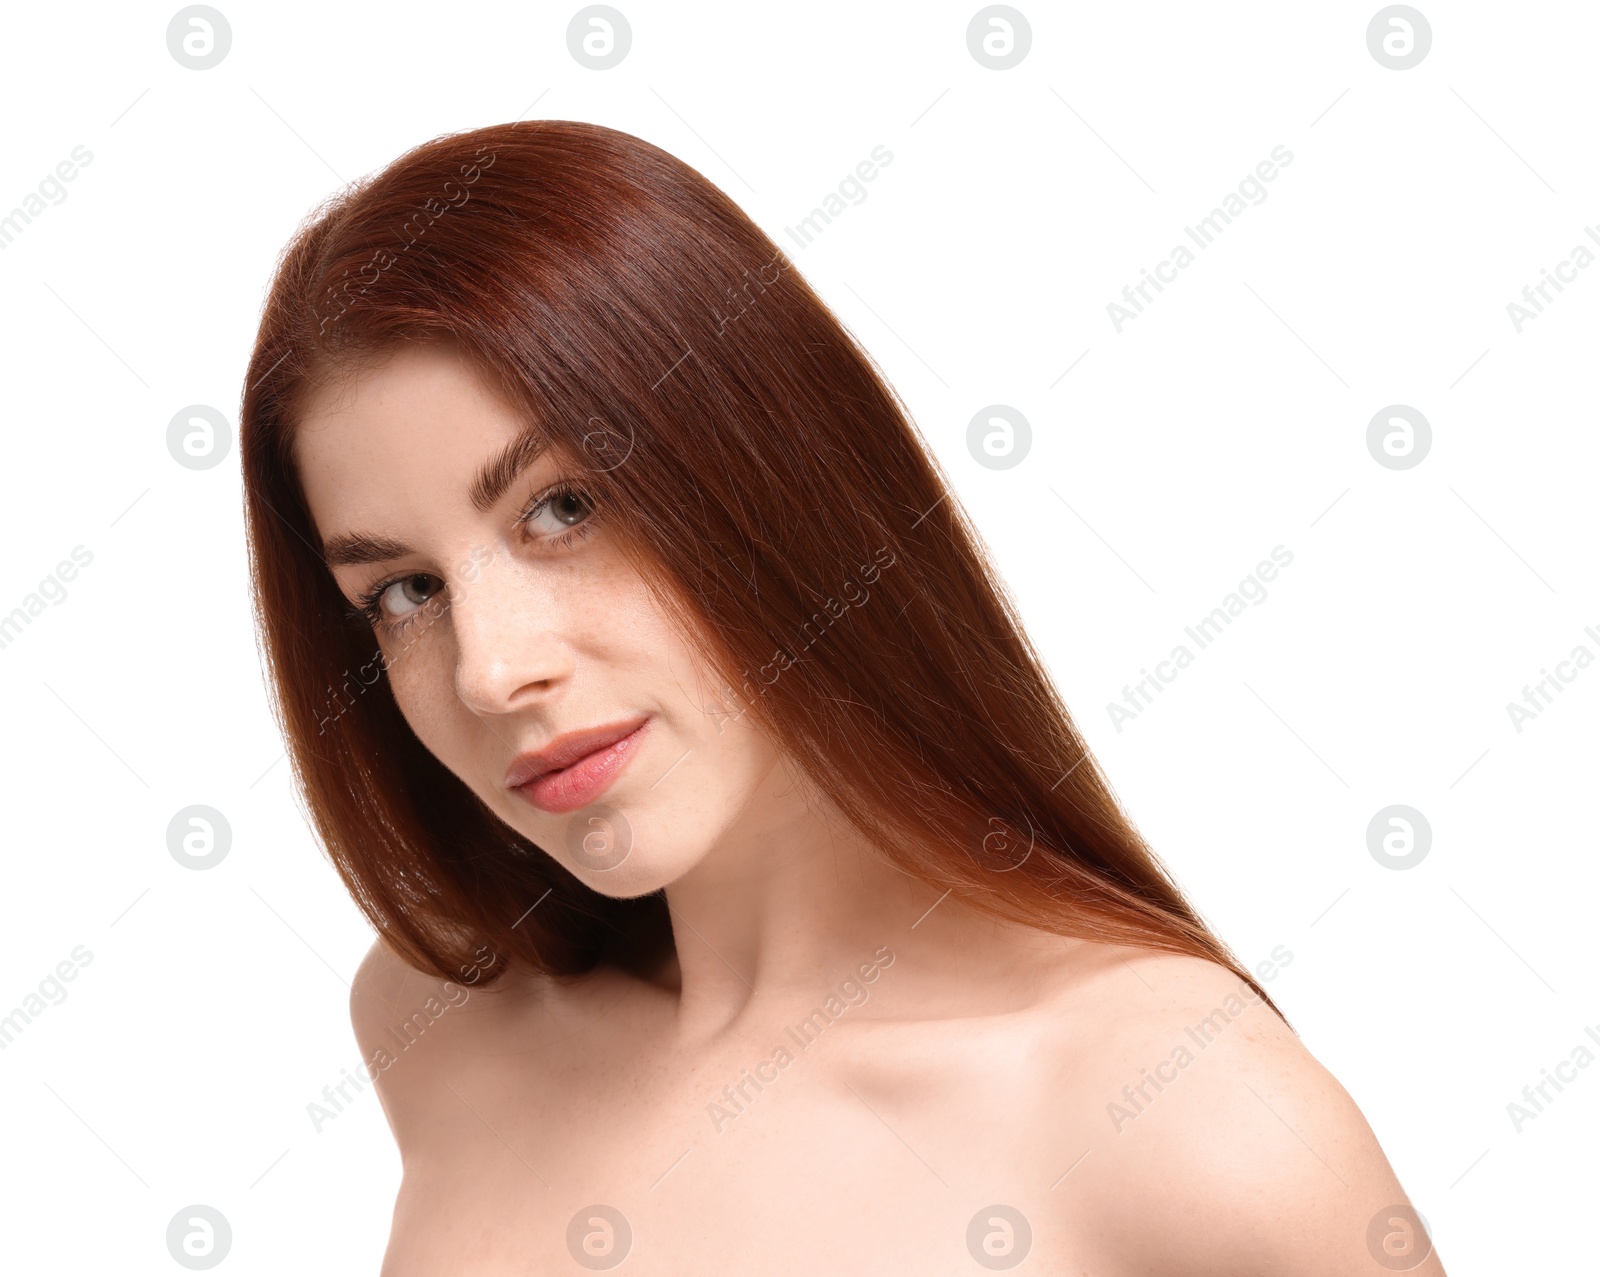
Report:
503,715,650,789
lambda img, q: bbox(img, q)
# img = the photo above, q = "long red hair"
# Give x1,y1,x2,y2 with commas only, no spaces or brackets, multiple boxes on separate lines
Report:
240,119,1285,1019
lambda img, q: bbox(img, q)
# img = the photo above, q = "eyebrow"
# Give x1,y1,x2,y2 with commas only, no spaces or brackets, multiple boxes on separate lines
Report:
321,429,550,568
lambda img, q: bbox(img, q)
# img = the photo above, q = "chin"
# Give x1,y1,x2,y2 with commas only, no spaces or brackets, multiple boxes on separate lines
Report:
550,807,708,899
566,850,693,900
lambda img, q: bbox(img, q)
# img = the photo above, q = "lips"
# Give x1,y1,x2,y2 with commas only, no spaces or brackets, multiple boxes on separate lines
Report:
505,715,651,814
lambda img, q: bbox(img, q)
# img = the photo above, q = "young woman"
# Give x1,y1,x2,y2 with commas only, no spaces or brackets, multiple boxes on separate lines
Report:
241,120,1443,1275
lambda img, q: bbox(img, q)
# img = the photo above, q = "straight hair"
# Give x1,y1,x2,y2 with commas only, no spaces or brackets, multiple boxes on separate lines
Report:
239,119,1286,1020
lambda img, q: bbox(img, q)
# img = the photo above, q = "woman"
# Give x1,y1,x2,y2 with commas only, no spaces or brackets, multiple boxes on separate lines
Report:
241,120,1443,1274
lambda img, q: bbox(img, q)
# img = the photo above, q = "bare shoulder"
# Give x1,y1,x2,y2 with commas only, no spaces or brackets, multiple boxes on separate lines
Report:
347,935,542,1157
1035,947,1445,1276
348,934,499,1052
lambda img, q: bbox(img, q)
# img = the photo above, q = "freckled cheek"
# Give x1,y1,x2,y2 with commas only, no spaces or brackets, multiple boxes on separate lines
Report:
384,635,475,763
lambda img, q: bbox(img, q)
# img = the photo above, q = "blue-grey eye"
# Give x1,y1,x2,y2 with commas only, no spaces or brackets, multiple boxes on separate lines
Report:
377,573,441,619
525,485,595,534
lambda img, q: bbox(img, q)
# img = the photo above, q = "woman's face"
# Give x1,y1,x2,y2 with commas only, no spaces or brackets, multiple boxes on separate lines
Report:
292,340,785,896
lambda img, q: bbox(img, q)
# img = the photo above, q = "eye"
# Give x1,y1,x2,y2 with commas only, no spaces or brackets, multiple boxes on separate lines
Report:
518,482,597,543
353,572,443,629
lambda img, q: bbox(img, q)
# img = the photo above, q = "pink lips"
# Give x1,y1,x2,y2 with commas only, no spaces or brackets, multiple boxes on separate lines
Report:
506,717,651,814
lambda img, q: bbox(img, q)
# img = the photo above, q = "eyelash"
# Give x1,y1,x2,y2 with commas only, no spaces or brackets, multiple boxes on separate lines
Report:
345,479,599,632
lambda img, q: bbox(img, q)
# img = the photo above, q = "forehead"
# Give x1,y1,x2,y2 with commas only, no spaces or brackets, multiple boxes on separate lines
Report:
292,343,527,530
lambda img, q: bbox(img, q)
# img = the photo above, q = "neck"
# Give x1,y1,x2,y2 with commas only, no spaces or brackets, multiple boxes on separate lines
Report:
652,755,1071,1047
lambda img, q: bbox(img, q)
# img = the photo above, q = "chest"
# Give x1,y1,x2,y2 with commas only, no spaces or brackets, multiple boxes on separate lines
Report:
380,1021,1103,1275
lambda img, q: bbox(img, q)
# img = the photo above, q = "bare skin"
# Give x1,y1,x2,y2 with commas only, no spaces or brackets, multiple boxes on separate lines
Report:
297,342,1446,1276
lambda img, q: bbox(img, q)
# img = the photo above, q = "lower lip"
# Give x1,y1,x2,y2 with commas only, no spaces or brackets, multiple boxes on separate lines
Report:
512,719,651,814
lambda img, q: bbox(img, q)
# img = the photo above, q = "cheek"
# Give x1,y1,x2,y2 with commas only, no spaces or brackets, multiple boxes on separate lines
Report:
649,606,737,721
382,632,470,758
588,555,720,691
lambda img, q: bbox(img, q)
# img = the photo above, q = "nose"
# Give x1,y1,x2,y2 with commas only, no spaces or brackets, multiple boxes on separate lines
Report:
449,557,575,716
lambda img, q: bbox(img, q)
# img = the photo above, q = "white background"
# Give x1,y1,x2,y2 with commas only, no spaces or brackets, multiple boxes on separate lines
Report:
1,0,1594,1271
